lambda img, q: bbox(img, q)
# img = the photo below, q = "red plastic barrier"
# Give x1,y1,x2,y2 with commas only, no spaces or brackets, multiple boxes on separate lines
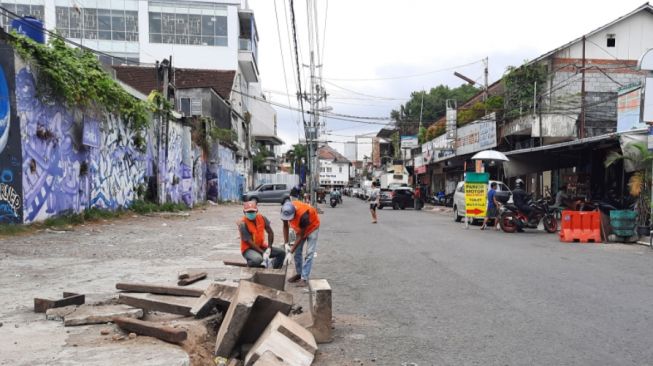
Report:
559,210,602,243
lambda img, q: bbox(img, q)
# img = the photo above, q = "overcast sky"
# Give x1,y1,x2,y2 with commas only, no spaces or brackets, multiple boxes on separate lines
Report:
247,0,648,156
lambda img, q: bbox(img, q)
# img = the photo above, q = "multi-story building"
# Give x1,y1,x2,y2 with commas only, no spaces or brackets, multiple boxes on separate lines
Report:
318,145,350,189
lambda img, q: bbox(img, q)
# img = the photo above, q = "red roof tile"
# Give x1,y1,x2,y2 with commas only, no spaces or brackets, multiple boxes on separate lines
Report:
113,66,236,99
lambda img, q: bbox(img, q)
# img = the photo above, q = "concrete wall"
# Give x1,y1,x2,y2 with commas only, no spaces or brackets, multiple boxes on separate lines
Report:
207,141,243,202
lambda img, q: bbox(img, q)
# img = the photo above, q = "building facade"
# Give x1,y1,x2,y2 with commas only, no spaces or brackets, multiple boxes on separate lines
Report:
317,145,350,188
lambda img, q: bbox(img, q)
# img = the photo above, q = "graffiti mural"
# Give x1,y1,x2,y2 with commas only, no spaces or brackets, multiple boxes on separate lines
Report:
207,142,242,202
192,145,206,204
0,44,23,223
16,59,153,223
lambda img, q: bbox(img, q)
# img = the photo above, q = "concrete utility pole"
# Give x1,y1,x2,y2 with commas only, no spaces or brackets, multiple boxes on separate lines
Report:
158,57,172,205
303,51,326,206
580,35,586,139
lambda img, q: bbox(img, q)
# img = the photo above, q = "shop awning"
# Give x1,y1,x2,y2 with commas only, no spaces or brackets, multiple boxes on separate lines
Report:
503,133,621,178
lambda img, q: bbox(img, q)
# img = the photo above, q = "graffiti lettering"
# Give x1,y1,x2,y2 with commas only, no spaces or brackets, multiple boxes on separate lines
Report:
0,182,20,212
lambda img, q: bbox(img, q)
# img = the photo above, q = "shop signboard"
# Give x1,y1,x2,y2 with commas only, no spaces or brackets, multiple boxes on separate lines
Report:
401,135,418,149
455,113,497,156
464,172,489,218
617,85,645,132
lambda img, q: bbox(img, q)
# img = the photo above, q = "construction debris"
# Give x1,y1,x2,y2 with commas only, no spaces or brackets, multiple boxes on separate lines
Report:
113,316,188,344
244,313,317,366
115,282,204,297
34,292,85,313
214,281,293,358
118,293,196,316
190,282,238,319
240,267,288,291
58,304,143,326
177,272,208,286
306,279,333,343
223,260,249,267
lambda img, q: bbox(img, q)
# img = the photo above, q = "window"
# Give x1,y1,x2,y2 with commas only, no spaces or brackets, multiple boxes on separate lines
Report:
260,185,273,191
275,184,286,190
607,34,616,48
339,166,342,173
149,2,228,46
55,5,138,43
326,167,332,173
179,98,202,116
0,1,45,31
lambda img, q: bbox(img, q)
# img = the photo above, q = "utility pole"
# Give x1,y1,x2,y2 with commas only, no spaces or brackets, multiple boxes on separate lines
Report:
483,57,489,101
580,35,586,139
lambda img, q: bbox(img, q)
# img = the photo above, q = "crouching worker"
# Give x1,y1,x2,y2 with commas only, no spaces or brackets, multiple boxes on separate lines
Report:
239,201,285,268
281,201,321,287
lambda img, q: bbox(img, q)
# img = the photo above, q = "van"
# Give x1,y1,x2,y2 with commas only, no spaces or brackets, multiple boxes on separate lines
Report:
452,180,511,222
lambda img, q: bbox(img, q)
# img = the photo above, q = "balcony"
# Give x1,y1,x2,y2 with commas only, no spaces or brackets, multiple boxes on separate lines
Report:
238,11,259,83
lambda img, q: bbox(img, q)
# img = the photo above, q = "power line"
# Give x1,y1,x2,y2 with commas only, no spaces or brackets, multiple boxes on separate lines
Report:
322,80,407,101
288,0,307,130
273,0,299,138
322,59,484,82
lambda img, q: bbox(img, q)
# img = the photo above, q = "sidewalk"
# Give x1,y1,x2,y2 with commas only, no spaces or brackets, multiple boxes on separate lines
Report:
0,203,297,365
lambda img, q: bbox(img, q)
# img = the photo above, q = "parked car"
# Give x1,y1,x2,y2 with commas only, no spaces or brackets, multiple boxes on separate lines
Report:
379,187,414,210
452,180,511,222
242,183,291,204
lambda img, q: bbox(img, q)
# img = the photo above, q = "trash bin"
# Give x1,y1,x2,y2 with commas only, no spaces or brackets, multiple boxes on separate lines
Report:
609,210,637,237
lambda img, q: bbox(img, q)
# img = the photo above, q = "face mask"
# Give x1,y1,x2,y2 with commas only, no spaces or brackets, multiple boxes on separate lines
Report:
245,212,257,221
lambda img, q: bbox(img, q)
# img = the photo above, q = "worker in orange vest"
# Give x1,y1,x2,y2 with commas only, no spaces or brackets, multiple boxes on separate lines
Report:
281,200,321,287
238,201,286,268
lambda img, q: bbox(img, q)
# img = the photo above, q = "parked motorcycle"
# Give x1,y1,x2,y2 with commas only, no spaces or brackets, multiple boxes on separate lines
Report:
499,198,557,233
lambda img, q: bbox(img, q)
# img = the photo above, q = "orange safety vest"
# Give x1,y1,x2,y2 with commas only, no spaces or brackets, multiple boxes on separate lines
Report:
288,201,320,236
240,214,269,254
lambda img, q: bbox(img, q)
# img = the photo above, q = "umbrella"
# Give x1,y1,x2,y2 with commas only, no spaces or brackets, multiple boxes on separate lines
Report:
471,150,509,162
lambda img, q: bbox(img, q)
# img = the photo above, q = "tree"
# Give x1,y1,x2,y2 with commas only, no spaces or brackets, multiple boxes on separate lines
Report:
285,144,309,175
253,145,271,173
391,84,479,134
605,142,653,228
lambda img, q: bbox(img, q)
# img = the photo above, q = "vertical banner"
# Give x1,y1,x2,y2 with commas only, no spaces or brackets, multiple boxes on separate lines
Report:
464,172,489,218
0,44,21,223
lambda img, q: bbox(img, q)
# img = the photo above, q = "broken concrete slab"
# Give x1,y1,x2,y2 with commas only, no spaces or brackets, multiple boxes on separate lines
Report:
118,293,196,316
63,304,143,326
177,272,207,286
113,316,187,344
308,279,333,343
45,305,78,321
115,283,204,297
240,267,287,291
34,293,85,313
214,281,293,358
252,351,285,365
245,312,317,366
190,283,237,319
223,260,249,267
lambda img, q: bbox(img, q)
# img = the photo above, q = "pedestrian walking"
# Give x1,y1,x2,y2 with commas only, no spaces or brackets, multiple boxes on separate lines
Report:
238,201,286,268
481,182,500,231
281,201,321,287
368,181,380,223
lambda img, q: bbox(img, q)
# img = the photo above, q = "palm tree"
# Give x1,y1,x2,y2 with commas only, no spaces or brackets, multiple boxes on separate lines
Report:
605,142,653,228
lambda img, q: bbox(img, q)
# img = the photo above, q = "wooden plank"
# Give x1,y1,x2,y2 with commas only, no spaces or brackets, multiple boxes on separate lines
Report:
177,272,207,286
34,294,85,313
178,270,190,280
113,316,187,344
118,293,194,316
115,282,203,297
223,260,248,268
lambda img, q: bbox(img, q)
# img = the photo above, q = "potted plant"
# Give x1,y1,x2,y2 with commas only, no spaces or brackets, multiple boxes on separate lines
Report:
605,142,653,236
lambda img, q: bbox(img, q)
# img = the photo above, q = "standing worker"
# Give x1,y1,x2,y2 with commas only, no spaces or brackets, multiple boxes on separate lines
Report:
238,201,286,268
281,201,321,287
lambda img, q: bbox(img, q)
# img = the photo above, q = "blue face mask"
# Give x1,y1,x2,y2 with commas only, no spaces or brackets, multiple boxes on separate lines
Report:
245,212,257,221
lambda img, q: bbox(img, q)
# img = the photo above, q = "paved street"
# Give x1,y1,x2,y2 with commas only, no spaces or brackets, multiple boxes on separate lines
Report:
2,201,653,365
316,198,653,365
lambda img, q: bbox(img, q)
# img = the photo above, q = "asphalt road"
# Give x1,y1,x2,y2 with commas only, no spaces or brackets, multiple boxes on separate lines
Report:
313,197,653,365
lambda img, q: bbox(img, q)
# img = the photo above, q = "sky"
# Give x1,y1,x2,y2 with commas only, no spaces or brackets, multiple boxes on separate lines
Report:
247,0,649,157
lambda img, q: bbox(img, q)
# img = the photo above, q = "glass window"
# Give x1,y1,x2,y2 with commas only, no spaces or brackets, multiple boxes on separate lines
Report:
148,3,227,47
55,6,138,42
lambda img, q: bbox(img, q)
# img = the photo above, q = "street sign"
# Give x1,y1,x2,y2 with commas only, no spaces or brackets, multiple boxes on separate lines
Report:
400,135,418,149
464,172,489,218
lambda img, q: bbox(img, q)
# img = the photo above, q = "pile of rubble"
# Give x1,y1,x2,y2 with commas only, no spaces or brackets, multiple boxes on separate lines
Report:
33,265,333,365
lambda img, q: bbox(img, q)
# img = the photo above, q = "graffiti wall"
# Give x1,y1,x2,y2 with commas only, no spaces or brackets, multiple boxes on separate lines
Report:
207,142,243,202
16,58,154,223
0,44,22,223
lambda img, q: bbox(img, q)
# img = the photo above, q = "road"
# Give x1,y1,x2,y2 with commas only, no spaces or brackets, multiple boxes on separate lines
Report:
314,197,653,365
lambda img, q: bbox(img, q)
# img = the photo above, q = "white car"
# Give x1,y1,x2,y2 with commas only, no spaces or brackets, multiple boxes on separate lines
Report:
452,180,511,222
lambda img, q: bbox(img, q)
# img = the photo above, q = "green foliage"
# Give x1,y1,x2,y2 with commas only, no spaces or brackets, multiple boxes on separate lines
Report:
129,200,189,214
605,142,653,227
10,33,150,131
391,84,479,131
425,122,446,141
391,131,400,158
209,126,238,142
417,126,427,144
285,144,309,174
503,62,548,120
457,95,504,126
253,145,272,173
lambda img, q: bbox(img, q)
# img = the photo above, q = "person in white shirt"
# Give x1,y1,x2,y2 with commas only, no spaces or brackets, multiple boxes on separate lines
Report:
368,182,381,224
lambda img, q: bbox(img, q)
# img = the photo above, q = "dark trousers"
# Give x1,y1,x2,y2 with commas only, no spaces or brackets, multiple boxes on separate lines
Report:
243,247,286,269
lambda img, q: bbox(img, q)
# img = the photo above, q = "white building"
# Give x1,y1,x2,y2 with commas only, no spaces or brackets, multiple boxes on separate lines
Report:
343,141,356,162
318,145,350,188
1,0,258,80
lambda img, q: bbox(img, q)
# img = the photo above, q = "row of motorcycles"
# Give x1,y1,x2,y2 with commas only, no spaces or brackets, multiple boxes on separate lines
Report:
496,192,558,234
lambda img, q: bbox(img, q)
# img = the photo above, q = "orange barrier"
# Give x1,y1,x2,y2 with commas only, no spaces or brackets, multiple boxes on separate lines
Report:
559,210,602,243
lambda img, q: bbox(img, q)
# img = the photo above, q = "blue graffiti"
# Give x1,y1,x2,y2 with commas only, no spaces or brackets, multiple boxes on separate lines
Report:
0,64,10,154
1,169,12,183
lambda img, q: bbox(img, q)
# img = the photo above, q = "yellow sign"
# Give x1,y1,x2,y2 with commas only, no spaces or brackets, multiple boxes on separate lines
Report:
465,182,487,218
